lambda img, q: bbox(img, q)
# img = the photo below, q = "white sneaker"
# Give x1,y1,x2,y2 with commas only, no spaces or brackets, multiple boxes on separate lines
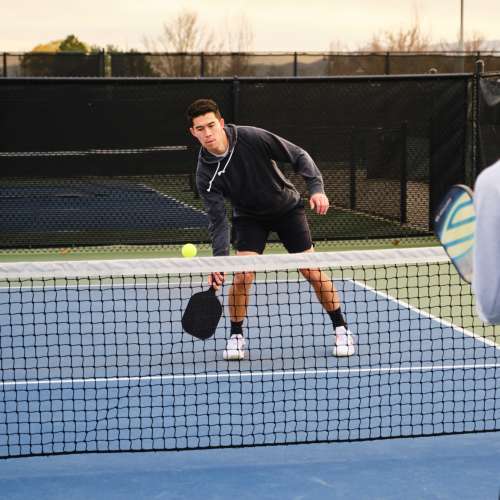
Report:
332,326,355,357
223,334,247,360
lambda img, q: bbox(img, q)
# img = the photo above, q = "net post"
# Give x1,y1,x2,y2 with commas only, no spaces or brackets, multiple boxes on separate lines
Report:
2,52,6,77
293,52,298,76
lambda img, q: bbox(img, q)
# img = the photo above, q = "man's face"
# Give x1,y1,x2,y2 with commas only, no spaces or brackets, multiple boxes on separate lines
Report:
190,112,227,154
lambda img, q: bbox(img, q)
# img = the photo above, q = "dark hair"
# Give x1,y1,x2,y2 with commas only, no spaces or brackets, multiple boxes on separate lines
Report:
186,99,221,127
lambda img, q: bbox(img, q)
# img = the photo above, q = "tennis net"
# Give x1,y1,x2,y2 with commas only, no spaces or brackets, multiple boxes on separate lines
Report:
0,247,499,458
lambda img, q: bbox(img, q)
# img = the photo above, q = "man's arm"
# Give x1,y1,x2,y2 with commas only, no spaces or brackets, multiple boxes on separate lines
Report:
255,127,328,214
473,160,500,324
255,128,324,194
197,172,231,257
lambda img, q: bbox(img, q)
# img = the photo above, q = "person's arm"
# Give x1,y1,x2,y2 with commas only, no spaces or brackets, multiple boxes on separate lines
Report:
256,128,324,196
473,162,500,324
255,128,328,214
197,171,231,257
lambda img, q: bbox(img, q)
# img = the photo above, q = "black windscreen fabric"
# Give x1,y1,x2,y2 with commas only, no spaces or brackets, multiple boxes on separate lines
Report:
478,75,500,172
0,76,468,248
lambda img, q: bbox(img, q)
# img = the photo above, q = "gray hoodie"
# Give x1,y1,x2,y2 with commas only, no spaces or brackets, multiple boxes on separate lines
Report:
196,124,325,256
473,158,500,324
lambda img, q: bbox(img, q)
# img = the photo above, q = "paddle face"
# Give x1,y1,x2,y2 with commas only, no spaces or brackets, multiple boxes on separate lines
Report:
434,184,475,283
181,287,222,340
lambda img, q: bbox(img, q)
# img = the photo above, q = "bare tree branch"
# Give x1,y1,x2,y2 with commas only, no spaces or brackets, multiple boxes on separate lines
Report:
224,14,254,52
438,31,490,52
464,32,487,52
358,11,431,52
143,9,255,76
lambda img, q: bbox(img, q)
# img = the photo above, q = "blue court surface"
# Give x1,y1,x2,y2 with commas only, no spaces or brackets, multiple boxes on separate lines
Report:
0,433,499,500
0,275,499,498
0,180,208,231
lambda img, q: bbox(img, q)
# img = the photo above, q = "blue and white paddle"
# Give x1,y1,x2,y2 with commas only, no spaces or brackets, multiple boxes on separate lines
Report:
434,184,475,283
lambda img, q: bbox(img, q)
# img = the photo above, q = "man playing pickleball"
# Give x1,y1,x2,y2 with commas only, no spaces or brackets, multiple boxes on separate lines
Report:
187,98,355,360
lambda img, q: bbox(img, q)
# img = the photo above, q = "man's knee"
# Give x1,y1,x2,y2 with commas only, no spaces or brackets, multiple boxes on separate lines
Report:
233,271,255,288
300,267,321,281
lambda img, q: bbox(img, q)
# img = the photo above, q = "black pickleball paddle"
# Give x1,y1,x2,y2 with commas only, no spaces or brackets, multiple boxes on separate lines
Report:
181,286,222,340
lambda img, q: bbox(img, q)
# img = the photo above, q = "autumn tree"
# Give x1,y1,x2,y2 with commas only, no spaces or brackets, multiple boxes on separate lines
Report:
59,34,88,52
21,34,96,76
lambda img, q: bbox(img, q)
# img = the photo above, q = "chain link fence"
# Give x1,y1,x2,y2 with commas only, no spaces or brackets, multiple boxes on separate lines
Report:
2,51,500,77
0,74,483,250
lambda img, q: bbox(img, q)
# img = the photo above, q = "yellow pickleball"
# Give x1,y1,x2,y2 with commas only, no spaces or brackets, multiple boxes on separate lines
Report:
181,243,197,258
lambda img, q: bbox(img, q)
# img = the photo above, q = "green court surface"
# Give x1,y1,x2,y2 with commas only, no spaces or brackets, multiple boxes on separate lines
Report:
342,260,500,349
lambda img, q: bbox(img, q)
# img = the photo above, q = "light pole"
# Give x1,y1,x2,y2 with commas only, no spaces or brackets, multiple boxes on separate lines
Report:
458,0,464,51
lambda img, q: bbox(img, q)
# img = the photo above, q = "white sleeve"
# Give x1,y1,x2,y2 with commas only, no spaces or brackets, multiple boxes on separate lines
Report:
473,159,500,324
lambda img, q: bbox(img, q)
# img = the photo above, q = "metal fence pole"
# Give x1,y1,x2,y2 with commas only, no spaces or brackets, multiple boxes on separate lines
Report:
232,78,240,123
472,59,485,179
200,52,205,77
293,52,298,77
400,122,408,224
349,128,357,211
99,50,106,77
2,53,6,77
428,84,435,230
384,52,390,75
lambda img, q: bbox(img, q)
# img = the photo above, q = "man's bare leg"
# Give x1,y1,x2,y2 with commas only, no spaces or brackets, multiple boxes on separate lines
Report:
299,247,355,356
224,251,257,360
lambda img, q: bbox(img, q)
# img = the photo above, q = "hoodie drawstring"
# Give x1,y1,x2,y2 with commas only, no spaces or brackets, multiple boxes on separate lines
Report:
207,161,222,192
206,146,235,192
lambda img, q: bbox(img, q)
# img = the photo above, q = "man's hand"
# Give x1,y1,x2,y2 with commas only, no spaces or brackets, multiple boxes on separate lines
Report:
309,193,330,215
208,272,225,290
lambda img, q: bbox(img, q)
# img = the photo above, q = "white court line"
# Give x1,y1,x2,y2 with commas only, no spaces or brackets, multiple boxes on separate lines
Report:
137,182,208,218
2,362,500,388
351,279,500,350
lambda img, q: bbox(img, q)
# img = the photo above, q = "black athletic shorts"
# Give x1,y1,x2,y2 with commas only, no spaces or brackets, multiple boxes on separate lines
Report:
232,203,313,254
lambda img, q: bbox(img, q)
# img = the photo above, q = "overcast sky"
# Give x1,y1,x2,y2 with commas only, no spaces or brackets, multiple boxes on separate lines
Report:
1,0,499,52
